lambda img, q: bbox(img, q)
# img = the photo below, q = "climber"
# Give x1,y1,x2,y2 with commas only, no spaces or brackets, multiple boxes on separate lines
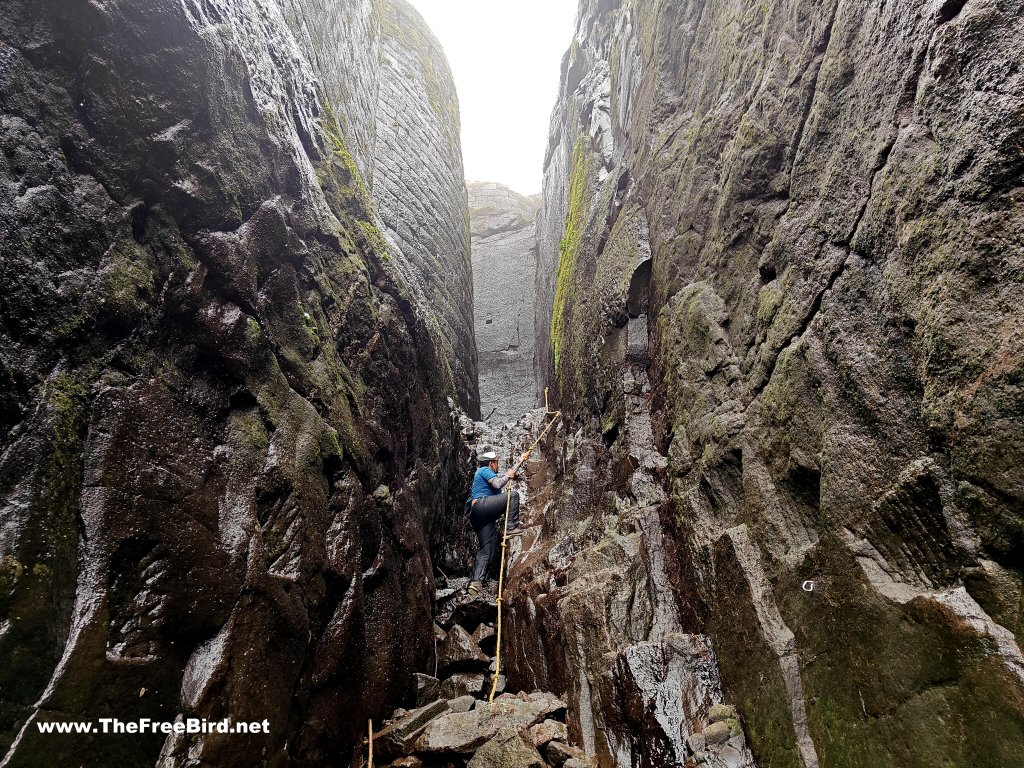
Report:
465,448,531,596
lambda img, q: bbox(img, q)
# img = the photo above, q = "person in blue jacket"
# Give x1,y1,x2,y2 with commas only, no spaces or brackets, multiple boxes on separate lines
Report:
465,448,531,596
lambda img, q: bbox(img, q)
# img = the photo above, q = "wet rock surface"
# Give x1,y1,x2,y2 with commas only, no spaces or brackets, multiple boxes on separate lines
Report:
0,0,474,765
468,182,542,424
369,582,590,768
530,0,1024,765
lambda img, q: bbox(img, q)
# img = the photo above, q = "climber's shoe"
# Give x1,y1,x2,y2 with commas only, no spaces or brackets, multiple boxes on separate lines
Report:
467,581,482,597
504,526,527,538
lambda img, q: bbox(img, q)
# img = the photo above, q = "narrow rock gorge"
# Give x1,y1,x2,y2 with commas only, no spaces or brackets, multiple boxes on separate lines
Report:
1,0,1022,767
468,182,541,425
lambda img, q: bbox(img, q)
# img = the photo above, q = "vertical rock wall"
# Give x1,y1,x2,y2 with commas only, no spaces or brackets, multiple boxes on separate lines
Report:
524,0,1024,766
284,0,480,416
372,0,480,416
468,182,541,424
0,0,475,766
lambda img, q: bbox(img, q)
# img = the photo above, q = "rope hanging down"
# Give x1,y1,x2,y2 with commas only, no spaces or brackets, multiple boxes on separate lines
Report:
488,409,561,702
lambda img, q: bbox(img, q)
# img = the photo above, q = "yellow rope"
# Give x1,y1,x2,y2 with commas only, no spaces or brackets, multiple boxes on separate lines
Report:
527,410,561,452
488,490,512,702
488,411,561,702
367,719,373,768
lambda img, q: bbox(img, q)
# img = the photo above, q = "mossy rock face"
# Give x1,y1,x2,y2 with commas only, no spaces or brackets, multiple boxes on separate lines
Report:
774,536,1024,768
532,0,1024,764
0,1,474,765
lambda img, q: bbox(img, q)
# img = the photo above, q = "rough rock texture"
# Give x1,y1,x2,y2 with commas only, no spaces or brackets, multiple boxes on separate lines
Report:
0,0,474,765
284,0,479,415
503,413,755,768
469,182,541,424
527,0,1024,766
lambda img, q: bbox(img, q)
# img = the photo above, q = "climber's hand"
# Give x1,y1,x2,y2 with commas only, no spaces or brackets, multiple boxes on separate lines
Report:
520,451,531,463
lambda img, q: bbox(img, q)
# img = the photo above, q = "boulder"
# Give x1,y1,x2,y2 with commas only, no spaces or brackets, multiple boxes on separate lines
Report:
703,721,731,746
415,692,567,753
439,673,486,699
715,744,749,768
472,623,498,656
374,699,449,759
708,704,737,723
384,758,424,768
442,595,499,631
413,674,440,707
528,718,568,747
546,740,591,767
437,624,489,674
466,725,546,768
447,695,476,713
686,731,706,756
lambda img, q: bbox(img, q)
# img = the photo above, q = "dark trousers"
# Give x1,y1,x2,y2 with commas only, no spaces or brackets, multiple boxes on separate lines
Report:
469,492,520,582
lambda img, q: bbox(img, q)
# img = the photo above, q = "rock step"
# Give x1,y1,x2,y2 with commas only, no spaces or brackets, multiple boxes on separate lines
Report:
366,584,594,768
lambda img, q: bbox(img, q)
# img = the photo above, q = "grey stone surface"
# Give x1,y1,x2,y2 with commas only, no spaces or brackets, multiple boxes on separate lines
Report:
526,0,1024,765
447,695,477,713
415,692,566,754
374,699,450,759
466,726,546,768
469,181,541,424
284,0,479,416
414,673,441,707
436,623,489,674
0,0,474,765
439,672,486,700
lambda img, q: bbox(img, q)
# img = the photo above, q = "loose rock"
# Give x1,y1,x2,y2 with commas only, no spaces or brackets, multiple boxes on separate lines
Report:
437,624,489,674
374,699,450,759
528,718,568,747
466,725,546,768
703,721,731,746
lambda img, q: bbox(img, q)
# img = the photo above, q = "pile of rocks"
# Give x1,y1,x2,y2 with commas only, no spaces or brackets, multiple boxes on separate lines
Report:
685,704,749,767
367,580,592,767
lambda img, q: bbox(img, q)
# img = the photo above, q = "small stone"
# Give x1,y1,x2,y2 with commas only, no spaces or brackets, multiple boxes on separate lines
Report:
708,703,737,723
725,717,742,737
564,760,591,768
447,695,475,713
728,732,746,750
704,720,730,745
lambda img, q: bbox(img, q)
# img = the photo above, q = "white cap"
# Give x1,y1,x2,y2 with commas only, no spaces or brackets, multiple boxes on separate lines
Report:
479,450,498,461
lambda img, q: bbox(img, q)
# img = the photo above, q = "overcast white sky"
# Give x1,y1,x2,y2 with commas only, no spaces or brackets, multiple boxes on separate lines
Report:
407,0,578,196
